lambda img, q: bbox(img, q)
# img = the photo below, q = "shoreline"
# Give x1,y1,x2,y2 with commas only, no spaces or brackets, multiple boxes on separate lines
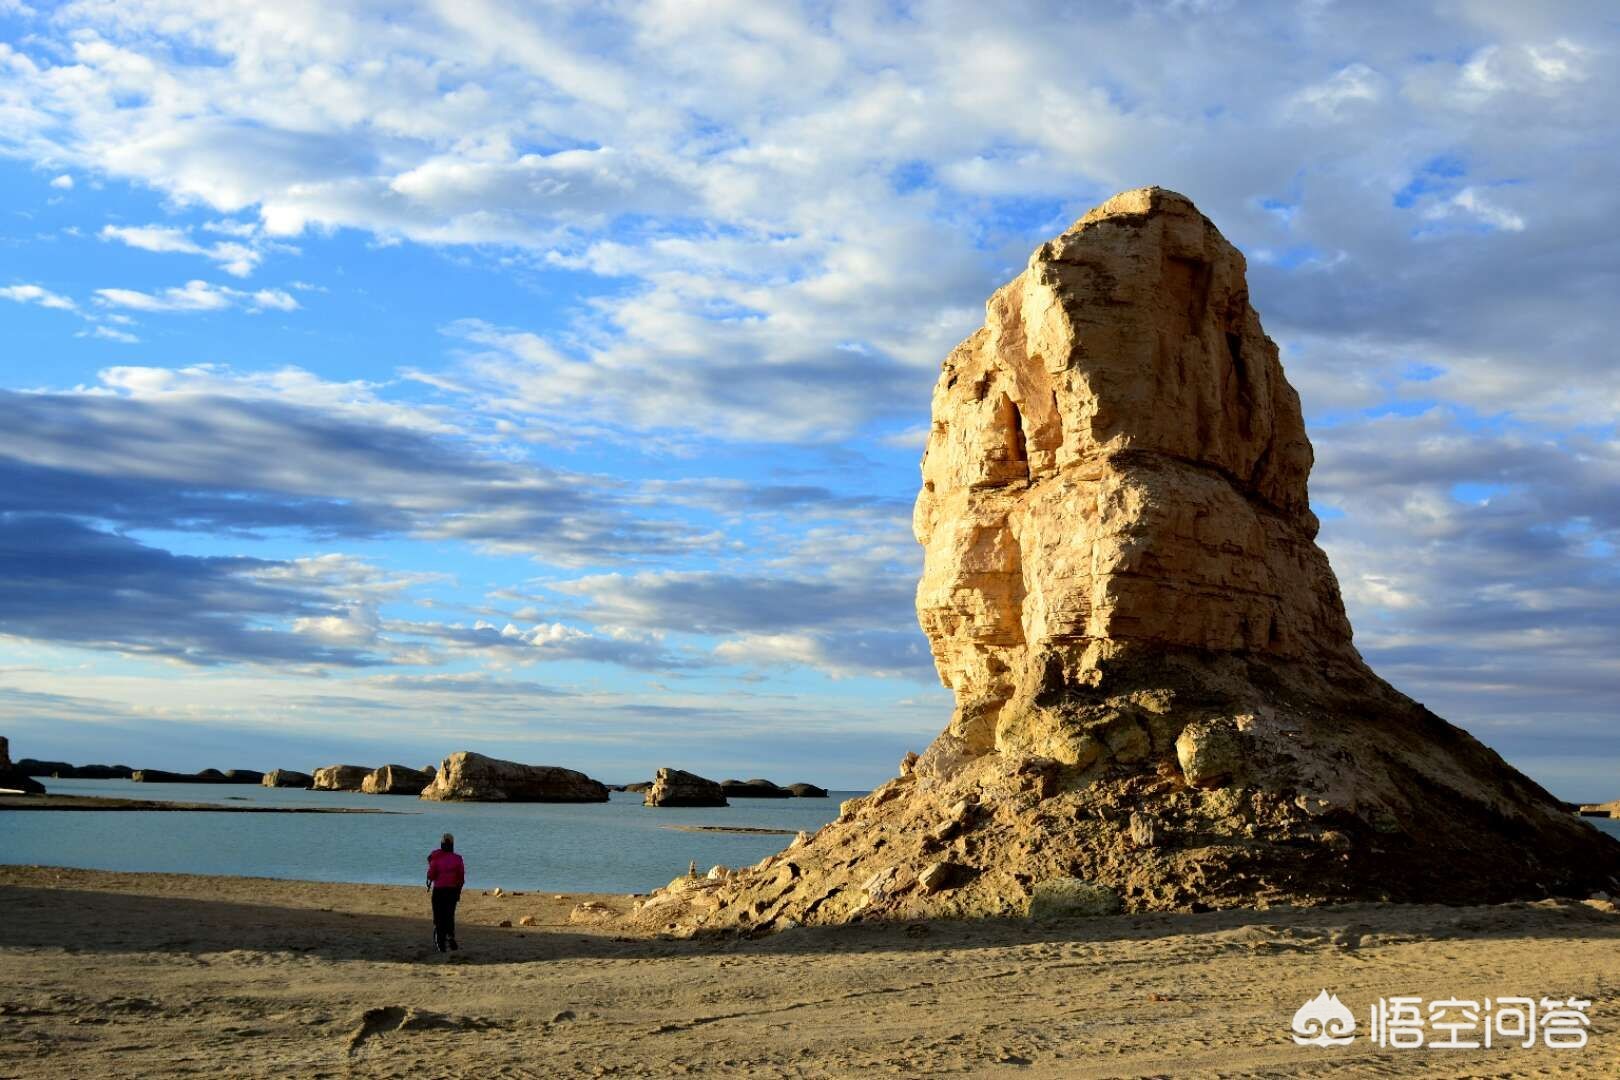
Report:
0,794,406,814
4,865,1620,1076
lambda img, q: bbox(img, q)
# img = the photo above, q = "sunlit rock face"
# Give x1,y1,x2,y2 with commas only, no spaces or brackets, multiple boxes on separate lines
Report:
914,186,1356,761
625,189,1620,934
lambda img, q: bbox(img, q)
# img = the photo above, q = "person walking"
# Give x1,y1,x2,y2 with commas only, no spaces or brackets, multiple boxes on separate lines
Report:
426,832,465,953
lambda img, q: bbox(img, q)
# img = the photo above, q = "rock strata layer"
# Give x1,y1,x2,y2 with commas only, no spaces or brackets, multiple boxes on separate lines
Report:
645,768,728,807
630,187,1620,935
361,764,433,795
420,751,609,803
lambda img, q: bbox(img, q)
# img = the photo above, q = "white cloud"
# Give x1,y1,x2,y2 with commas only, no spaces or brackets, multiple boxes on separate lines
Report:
100,224,267,277
94,279,298,313
76,325,139,343
49,173,73,190
1289,62,1385,119
1424,187,1527,233
0,283,77,311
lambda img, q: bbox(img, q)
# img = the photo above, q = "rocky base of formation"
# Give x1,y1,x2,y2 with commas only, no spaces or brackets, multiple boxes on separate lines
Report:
421,752,609,803
629,651,1620,936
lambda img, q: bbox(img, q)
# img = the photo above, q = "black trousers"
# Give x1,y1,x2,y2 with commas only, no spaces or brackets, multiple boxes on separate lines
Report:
430,885,461,946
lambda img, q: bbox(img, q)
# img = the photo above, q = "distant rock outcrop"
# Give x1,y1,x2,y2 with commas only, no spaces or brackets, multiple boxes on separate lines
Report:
632,187,1620,935
720,779,791,799
16,758,74,777
222,769,264,784
419,752,609,803
786,783,828,798
361,764,432,795
132,768,232,784
644,768,728,807
0,737,47,794
262,769,314,789
72,764,136,779
16,760,133,779
312,765,371,791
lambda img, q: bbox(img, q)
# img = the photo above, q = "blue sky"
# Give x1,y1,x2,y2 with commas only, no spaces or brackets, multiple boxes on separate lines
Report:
1,1,1616,793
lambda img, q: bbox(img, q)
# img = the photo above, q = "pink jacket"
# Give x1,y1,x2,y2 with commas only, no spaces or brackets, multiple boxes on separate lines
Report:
427,849,465,889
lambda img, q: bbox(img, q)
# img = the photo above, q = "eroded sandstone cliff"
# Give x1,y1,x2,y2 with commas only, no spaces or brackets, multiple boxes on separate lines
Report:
629,188,1620,934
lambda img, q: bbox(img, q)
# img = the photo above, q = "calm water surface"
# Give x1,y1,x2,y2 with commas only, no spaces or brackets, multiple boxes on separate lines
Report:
8,782,1617,892
1,778,857,893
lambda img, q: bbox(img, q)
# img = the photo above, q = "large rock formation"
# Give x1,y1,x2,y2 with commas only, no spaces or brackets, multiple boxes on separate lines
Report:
361,764,432,795
645,768,728,807
262,768,313,789
631,187,1620,934
0,737,47,794
420,751,609,803
311,765,371,791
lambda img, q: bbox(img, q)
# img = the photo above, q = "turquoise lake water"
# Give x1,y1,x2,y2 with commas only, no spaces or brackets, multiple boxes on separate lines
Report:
0,778,857,893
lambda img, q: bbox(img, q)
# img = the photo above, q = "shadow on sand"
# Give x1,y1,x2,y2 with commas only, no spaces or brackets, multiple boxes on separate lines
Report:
5,883,1620,967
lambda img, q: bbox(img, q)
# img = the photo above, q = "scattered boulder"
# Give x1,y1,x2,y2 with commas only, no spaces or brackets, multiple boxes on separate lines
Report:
262,769,314,788
625,187,1620,935
0,737,46,794
720,778,791,798
786,782,828,798
361,764,433,796
569,901,617,925
644,768,727,808
420,751,609,803
1175,719,1244,789
918,861,970,895
312,765,372,791
1028,878,1122,918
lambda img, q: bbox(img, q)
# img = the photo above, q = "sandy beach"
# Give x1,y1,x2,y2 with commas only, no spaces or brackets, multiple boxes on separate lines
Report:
1,865,1617,1078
